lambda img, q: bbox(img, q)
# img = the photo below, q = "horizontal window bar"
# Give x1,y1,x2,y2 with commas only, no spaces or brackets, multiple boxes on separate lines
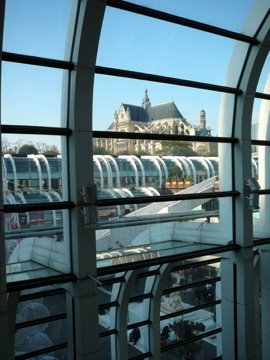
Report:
96,190,240,207
16,313,66,330
257,189,270,195
136,269,160,279
99,329,118,338
160,299,221,321
2,51,74,70
95,66,242,95
6,227,63,241
127,319,150,330
1,124,72,136
99,301,119,311
129,293,153,303
15,342,67,360
107,0,259,45
163,277,221,296
4,201,75,213
255,92,270,100
7,273,76,292
129,352,152,360
253,238,270,246
97,243,240,276
98,210,218,230
19,288,65,301
93,130,238,143
241,189,270,195
97,268,160,282
251,139,270,146
97,276,126,286
161,327,221,353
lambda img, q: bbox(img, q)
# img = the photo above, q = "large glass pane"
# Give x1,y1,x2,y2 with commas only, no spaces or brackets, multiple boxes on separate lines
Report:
97,8,244,85
3,0,77,60
2,134,66,200
160,303,221,351
15,288,67,358
96,222,230,268
161,281,220,315
128,299,150,324
1,62,66,127
93,74,234,137
6,209,70,283
99,306,116,332
119,0,255,35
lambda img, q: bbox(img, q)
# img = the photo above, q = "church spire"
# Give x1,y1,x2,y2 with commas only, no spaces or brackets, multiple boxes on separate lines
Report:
142,89,151,109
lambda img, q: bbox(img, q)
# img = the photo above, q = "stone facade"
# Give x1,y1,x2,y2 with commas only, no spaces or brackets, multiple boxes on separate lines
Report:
94,90,212,155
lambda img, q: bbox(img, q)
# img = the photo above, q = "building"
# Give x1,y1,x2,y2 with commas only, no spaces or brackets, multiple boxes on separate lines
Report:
94,90,211,155
1,1,270,360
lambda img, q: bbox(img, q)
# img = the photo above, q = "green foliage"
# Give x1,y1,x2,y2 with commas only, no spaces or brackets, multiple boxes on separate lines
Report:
157,141,198,156
18,144,38,155
93,146,110,155
43,145,60,156
169,319,205,359
171,165,182,181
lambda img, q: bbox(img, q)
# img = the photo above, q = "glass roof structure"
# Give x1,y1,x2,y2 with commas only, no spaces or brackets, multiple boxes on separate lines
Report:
0,0,270,359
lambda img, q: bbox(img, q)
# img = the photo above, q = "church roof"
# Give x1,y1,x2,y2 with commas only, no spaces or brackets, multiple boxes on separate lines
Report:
148,101,184,121
121,101,184,123
122,104,149,122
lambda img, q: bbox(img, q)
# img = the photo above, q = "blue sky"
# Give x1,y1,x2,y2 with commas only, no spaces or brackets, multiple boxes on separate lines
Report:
1,0,268,148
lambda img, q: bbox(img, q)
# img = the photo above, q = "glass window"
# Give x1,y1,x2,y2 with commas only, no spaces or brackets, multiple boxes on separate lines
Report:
2,134,66,201
119,0,255,35
97,8,243,85
15,291,67,358
98,335,116,360
3,0,77,60
128,324,149,358
6,208,70,283
1,62,66,127
93,74,234,137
